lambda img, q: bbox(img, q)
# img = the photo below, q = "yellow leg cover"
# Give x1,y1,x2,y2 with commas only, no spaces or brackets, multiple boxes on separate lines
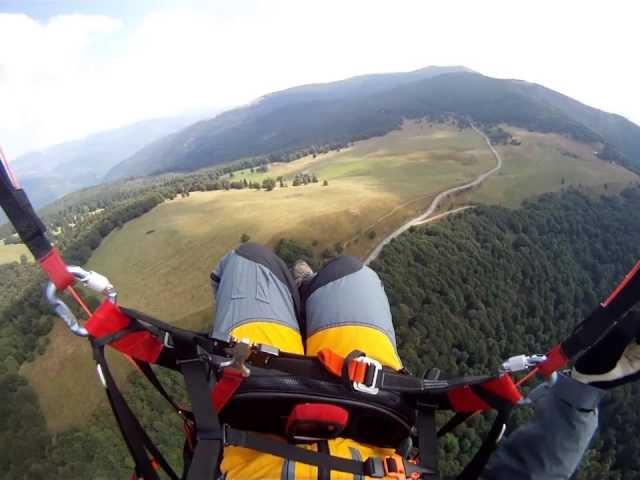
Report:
230,321,304,355
222,438,396,480
221,325,402,479
306,325,403,370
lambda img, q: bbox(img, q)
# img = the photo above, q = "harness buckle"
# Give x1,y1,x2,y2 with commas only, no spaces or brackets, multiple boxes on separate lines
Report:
365,454,420,479
352,356,382,395
220,339,252,377
384,454,428,480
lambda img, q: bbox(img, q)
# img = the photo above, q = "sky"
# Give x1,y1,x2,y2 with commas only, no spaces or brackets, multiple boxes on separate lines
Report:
0,0,638,160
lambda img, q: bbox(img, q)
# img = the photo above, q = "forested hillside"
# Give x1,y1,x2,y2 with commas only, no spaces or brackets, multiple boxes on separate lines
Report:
109,70,640,179
372,187,640,478
3,185,640,477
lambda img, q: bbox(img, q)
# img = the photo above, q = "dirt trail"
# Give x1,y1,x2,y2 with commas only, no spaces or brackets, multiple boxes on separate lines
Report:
364,124,501,264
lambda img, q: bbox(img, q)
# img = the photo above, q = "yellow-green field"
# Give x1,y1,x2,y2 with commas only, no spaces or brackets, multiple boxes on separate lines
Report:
25,121,500,430
24,121,640,431
471,127,639,206
0,239,31,265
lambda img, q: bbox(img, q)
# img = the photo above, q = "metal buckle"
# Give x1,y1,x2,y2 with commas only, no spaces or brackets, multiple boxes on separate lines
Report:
162,331,174,349
220,339,252,377
352,356,382,394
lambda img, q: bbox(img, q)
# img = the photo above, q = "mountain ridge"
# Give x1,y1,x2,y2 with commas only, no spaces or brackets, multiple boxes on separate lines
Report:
8,111,219,210
107,67,640,180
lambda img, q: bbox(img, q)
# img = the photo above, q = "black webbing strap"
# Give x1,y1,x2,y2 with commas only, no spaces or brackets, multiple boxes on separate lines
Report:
317,440,331,480
438,413,470,438
225,427,432,479
92,344,179,480
173,335,223,480
378,370,496,394
416,407,440,479
563,260,640,360
135,359,188,417
456,406,512,480
225,428,369,477
455,387,514,480
0,160,51,259
563,306,619,359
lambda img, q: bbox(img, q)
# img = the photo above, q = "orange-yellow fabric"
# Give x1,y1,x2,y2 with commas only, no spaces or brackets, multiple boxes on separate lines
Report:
230,321,304,355
222,437,396,480
306,325,403,370
316,348,372,383
222,321,403,479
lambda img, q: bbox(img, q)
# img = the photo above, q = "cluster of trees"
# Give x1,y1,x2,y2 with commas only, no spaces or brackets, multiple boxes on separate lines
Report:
372,187,640,478
484,126,515,145
292,172,319,186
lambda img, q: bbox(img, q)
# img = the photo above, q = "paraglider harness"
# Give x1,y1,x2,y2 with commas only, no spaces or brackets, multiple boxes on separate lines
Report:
2,149,640,480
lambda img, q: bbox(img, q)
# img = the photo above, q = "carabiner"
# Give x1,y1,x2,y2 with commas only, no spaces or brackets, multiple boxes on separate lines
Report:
45,266,118,337
45,282,88,337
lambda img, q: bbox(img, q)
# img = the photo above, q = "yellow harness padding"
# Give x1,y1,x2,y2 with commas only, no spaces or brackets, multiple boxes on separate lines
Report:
222,322,403,479
230,322,304,355
221,437,396,480
306,325,403,371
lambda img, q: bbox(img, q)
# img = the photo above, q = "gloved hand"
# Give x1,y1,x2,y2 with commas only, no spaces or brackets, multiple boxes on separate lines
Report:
572,310,640,389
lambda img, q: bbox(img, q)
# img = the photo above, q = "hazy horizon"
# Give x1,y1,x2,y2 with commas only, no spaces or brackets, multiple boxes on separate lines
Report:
1,0,638,160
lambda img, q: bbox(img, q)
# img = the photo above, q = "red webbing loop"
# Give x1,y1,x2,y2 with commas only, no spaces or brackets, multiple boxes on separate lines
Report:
448,374,522,413
537,344,568,378
38,248,75,290
211,369,245,411
85,301,163,363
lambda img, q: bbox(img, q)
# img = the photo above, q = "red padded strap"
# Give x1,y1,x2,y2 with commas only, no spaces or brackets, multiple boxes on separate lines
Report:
38,248,75,290
448,375,522,413
211,369,245,411
537,345,568,378
85,301,163,363
286,403,349,438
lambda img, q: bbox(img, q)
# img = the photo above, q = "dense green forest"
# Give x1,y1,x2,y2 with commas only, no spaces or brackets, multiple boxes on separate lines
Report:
372,187,640,478
3,186,640,478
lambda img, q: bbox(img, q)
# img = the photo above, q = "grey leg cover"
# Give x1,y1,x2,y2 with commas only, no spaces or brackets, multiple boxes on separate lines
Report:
210,243,300,337
305,256,398,346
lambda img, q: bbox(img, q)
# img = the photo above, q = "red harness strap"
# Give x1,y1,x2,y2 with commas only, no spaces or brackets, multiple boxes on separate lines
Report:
211,369,245,411
85,301,163,364
38,247,75,290
447,374,522,413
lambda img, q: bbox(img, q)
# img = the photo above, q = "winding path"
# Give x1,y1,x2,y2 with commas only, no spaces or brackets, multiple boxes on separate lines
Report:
364,124,502,264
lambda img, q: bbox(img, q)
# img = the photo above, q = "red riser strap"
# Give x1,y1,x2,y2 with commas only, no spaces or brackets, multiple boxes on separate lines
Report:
86,301,163,364
38,248,75,290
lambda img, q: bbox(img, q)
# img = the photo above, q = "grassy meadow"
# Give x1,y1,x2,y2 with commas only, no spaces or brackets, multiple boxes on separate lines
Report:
470,127,639,206
24,121,498,429
23,121,640,430
0,239,31,265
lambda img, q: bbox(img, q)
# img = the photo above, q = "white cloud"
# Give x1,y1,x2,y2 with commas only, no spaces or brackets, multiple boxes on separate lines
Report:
1,0,639,160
